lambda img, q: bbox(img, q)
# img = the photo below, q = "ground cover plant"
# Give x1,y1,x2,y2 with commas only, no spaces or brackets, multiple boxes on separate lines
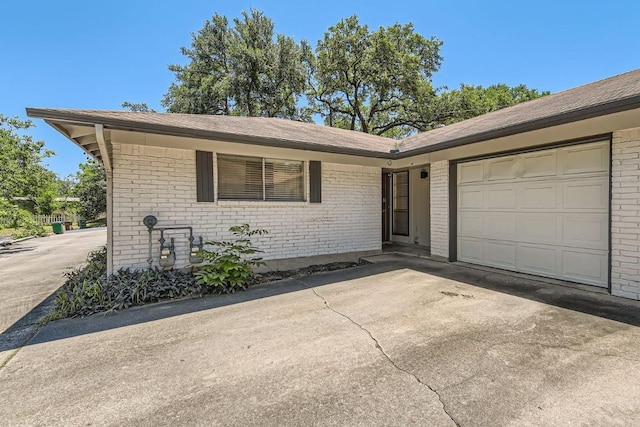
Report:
50,247,202,319
50,225,367,320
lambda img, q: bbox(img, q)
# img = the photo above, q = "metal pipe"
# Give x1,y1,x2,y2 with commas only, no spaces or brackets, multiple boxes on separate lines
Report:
147,227,153,269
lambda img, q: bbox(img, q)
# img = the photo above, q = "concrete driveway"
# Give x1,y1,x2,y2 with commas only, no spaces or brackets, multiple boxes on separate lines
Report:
1,254,639,426
0,228,106,365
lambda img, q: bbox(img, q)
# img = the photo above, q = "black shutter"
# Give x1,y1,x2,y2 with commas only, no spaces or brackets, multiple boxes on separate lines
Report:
196,151,215,202
309,161,322,203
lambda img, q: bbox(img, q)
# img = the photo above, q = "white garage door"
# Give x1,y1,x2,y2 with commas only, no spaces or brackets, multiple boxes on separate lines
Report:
457,141,609,287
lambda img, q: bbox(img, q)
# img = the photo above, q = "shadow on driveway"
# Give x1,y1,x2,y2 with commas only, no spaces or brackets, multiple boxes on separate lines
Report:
2,255,635,355
0,244,36,257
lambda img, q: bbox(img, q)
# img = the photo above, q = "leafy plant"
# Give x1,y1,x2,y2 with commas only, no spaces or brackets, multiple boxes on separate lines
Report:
195,224,269,294
0,200,48,238
50,247,203,319
12,222,48,239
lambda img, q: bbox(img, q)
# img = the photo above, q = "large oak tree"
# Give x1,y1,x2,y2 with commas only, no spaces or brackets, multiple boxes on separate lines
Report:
162,10,547,138
307,15,443,138
163,9,309,119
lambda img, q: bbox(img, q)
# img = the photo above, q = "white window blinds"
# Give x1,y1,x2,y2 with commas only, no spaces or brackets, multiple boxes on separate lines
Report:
217,155,304,201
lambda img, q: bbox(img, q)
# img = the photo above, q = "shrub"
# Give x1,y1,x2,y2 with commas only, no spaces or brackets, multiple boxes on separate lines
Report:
51,247,202,319
0,200,31,229
195,224,268,294
0,200,48,238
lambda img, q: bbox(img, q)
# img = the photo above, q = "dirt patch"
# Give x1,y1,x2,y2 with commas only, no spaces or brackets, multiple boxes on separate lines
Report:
251,260,370,285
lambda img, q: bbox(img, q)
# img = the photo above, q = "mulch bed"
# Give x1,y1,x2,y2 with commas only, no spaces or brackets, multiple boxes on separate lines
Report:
251,259,370,285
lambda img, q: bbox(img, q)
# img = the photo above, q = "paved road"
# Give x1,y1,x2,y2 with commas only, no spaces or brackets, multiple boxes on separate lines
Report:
1,253,639,426
0,228,106,364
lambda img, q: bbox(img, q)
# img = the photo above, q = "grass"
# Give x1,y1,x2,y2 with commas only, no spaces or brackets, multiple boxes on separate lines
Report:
0,228,18,238
0,225,51,240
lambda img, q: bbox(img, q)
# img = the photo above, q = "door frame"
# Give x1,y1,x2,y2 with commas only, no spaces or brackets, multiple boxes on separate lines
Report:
382,172,392,242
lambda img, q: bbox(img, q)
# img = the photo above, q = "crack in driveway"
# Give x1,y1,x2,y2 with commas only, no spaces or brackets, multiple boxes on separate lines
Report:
301,280,460,427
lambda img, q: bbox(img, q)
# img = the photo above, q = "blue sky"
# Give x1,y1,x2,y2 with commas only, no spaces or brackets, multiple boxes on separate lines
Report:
2,0,639,177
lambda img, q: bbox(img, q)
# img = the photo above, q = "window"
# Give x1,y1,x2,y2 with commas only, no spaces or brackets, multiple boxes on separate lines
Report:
393,171,409,235
217,154,305,201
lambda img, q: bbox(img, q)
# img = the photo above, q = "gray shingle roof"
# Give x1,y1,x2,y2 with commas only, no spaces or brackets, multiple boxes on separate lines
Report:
26,68,640,159
25,108,395,157
398,68,640,154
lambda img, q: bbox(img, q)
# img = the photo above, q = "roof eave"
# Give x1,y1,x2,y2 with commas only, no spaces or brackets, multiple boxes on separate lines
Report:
395,94,640,158
26,108,395,159
44,119,103,161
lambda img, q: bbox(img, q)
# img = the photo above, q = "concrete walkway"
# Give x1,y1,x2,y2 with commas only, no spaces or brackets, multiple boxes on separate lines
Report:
1,254,640,426
0,228,106,365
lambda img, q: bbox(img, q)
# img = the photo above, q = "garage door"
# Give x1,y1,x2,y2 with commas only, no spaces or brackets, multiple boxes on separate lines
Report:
457,141,609,287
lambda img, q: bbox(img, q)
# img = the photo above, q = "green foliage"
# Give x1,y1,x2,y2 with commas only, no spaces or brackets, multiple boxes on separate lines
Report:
0,115,58,205
0,199,30,228
162,9,310,120
75,159,106,220
434,83,550,125
0,199,48,238
51,247,202,319
162,11,548,138
307,15,443,137
12,222,48,239
195,224,268,294
121,102,156,112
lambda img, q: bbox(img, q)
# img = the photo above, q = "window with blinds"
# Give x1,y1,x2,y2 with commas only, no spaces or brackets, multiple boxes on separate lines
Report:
217,154,305,201
393,171,409,235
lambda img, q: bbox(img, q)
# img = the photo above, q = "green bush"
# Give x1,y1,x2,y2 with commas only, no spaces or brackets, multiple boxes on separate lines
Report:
0,200,30,229
195,224,268,294
0,200,48,238
51,247,202,319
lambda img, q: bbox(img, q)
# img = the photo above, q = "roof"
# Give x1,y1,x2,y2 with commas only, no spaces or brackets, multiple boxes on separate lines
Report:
26,69,640,160
25,109,395,158
398,68,640,154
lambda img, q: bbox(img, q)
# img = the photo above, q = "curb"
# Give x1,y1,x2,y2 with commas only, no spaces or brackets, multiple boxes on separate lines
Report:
0,235,37,247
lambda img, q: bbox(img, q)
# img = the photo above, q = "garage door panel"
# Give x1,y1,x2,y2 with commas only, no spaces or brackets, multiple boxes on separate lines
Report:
521,184,558,210
486,214,516,240
487,156,518,181
459,161,484,183
485,241,517,269
517,244,559,276
518,214,559,244
459,213,483,237
563,180,608,210
487,187,517,210
459,187,484,210
562,144,608,175
562,215,608,249
458,238,484,263
522,151,557,178
457,140,609,287
561,250,608,285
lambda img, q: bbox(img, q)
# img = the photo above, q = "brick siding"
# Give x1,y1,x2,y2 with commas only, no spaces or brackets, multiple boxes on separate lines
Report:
110,143,381,270
430,160,449,260
611,128,640,300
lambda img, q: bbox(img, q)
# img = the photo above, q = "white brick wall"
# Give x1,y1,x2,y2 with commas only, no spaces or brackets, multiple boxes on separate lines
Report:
110,143,381,270
611,128,640,300
430,160,449,260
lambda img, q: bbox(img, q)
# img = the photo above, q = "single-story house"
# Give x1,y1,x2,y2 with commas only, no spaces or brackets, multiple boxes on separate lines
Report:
27,69,640,300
